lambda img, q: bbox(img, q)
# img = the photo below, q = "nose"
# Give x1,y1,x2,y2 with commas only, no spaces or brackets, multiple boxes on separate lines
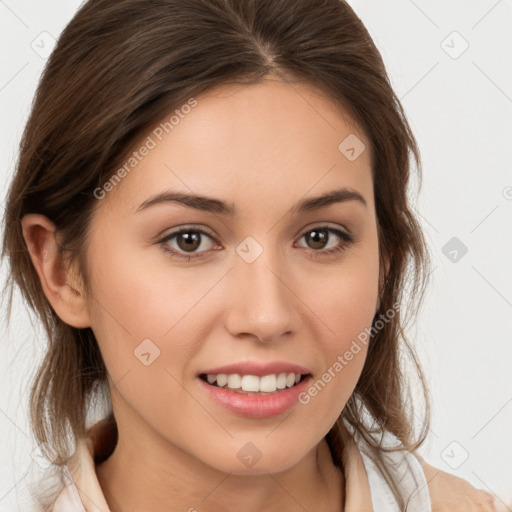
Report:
224,242,298,344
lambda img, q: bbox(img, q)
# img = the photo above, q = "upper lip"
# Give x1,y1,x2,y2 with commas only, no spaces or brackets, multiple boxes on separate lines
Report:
200,361,312,377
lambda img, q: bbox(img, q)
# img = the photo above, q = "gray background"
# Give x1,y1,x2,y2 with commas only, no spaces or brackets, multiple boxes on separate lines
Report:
1,0,511,509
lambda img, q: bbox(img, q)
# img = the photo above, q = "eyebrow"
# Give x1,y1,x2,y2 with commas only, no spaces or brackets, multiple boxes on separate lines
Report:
135,186,367,216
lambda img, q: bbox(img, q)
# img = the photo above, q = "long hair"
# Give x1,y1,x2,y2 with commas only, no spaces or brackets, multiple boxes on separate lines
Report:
2,0,432,508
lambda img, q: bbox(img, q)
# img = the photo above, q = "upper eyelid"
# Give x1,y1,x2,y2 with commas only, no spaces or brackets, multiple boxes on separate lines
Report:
158,225,217,242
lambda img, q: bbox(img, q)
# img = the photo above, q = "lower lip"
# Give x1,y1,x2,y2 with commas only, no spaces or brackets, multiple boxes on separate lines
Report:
198,376,312,419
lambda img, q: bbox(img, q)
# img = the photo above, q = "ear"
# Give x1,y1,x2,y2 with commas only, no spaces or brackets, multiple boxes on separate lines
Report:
21,213,91,328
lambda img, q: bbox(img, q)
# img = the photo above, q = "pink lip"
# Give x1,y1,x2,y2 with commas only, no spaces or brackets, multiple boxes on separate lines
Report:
198,374,312,419
199,361,312,377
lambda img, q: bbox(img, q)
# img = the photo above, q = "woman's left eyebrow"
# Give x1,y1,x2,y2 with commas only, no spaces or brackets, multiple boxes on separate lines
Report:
135,187,367,216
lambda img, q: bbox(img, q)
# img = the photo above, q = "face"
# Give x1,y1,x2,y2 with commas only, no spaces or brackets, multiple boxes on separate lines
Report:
82,77,380,474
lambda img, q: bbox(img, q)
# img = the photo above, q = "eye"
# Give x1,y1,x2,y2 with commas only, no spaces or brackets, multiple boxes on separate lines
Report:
157,224,355,262
158,227,219,261
295,225,354,258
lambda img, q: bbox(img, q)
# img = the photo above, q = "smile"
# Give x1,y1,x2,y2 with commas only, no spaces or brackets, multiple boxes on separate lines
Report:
198,372,313,419
200,372,307,394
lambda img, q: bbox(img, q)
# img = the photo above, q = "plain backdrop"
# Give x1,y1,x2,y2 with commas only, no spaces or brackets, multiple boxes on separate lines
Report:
1,0,511,510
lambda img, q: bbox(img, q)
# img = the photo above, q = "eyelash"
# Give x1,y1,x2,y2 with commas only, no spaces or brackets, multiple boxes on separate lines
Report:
157,225,355,262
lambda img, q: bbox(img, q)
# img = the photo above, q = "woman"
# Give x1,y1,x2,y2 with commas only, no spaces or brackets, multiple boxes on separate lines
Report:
2,0,502,510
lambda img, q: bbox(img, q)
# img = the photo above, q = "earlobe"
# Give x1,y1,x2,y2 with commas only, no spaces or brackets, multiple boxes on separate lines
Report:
21,213,91,328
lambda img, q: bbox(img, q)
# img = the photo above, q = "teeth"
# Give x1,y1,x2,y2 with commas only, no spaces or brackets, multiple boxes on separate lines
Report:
259,374,276,392
227,374,242,389
205,372,303,393
241,374,260,392
216,374,228,387
276,373,287,389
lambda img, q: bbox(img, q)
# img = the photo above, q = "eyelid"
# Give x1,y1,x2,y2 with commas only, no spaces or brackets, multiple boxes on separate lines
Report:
294,221,352,239
155,223,217,240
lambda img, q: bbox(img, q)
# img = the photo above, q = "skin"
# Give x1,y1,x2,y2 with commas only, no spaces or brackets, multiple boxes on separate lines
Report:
416,455,504,512
21,77,499,511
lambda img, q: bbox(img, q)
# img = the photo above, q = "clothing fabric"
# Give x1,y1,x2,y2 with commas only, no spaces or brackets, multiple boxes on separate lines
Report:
50,419,431,512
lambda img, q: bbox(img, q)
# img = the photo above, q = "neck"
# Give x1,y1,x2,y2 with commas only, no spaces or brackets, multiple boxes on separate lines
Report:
96,417,344,512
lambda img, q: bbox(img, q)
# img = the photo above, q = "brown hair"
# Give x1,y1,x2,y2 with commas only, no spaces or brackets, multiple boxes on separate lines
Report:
2,0,431,508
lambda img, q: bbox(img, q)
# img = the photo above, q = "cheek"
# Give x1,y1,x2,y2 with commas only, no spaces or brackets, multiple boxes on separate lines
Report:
296,252,379,423
85,249,197,430
304,246,380,350
296,302,372,438
301,219,380,329
85,236,216,387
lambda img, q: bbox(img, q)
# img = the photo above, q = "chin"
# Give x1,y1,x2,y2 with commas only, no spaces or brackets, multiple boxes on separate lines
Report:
201,443,310,476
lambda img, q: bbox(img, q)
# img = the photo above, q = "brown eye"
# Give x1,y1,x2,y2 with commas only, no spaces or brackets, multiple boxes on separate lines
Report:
176,231,202,252
158,228,218,260
304,228,330,250
296,225,355,258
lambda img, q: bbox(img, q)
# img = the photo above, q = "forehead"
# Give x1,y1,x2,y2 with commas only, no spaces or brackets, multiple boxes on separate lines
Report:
97,78,374,217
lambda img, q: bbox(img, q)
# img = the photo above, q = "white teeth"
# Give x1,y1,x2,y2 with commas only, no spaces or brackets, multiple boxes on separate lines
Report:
276,373,287,389
241,375,260,392
204,372,305,393
227,374,241,389
216,374,228,387
259,374,277,392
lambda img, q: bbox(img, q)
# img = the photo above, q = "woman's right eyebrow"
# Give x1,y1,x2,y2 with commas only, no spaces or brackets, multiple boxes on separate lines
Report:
135,186,367,217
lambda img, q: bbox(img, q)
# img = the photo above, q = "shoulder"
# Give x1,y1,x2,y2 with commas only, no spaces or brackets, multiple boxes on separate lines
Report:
414,452,506,512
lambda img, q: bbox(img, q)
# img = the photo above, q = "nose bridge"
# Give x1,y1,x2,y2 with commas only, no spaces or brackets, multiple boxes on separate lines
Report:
226,235,295,341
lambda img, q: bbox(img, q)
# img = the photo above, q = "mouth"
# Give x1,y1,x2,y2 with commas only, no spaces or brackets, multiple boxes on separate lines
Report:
197,361,314,418
199,372,311,395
